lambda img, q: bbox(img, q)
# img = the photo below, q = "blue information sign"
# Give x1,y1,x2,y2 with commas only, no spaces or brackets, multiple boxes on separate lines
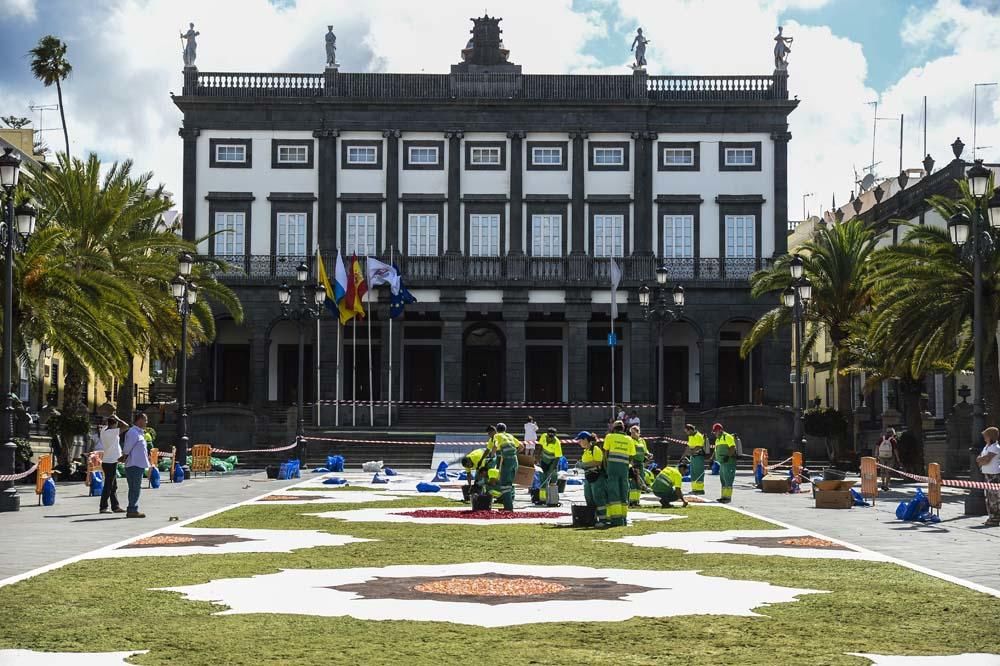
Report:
607,332,618,347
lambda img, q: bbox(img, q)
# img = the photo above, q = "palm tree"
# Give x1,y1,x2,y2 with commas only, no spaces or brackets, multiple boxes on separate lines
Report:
866,177,1000,422
28,35,72,158
741,219,879,416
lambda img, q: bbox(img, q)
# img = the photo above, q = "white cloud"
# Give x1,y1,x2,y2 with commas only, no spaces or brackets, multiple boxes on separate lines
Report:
0,0,36,21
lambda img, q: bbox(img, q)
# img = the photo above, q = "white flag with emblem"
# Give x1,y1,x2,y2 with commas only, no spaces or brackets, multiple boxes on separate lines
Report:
365,257,401,295
609,258,622,320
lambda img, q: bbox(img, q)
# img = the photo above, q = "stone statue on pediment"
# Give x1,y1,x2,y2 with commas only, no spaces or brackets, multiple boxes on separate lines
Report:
181,22,199,68
325,25,338,68
631,28,649,70
774,26,793,70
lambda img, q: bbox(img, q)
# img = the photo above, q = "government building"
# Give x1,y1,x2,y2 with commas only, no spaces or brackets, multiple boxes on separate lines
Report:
172,16,798,437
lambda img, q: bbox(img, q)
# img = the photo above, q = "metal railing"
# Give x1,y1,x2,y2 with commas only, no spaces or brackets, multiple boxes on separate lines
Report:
207,254,770,285
187,71,789,102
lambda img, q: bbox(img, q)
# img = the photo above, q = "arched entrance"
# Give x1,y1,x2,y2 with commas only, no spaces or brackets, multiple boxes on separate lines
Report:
463,323,505,401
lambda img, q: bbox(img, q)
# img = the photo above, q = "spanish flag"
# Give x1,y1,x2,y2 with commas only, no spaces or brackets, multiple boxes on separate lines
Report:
339,254,367,324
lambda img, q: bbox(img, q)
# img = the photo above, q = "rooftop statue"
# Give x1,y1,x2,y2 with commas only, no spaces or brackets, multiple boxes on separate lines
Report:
181,22,199,68
631,28,649,70
774,26,793,70
325,25,338,68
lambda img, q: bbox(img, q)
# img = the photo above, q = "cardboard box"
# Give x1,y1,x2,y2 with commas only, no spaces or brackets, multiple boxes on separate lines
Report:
761,474,790,494
514,465,536,487
517,454,536,468
815,489,853,509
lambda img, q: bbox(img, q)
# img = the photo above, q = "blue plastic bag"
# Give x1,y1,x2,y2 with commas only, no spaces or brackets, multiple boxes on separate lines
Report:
557,456,569,472
416,482,441,493
149,467,161,489
896,488,929,521
850,488,869,506
682,475,691,482
530,471,542,490
754,463,765,487
173,463,186,483
327,455,345,472
323,477,348,485
372,473,389,484
457,471,469,481
89,471,104,497
711,460,720,475
432,461,449,482
384,467,397,476
42,477,56,506
565,478,583,485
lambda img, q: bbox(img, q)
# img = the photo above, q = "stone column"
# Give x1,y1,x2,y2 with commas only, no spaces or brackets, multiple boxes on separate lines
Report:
566,292,591,402
441,313,464,401
383,129,401,252
631,131,656,255
504,293,528,403
179,127,200,243
313,128,339,253
251,329,269,409
569,131,588,255
700,337,718,409
445,131,464,254
772,130,791,256
507,131,525,255
629,310,652,403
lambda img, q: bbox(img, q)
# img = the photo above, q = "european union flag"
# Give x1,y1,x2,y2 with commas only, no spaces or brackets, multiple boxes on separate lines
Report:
389,262,416,318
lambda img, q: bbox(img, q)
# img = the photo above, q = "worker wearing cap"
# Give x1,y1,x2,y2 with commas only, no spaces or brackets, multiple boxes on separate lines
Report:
712,423,737,503
685,424,708,495
577,431,608,525
494,422,520,511
537,427,563,505
652,463,689,508
602,420,636,527
628,425,651,506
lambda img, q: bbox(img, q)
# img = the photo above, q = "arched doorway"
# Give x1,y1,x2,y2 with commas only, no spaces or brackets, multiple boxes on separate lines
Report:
463,323,505,402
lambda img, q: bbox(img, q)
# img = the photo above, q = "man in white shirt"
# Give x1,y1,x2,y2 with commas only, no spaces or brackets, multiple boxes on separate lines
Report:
122,413,151,518
977,426,1000,527
523,416,538,454
96,415,127,514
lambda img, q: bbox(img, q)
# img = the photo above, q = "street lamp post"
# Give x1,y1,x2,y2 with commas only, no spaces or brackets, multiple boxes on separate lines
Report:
0,147,37,512
948,157,1000,515
783,255,812,454
278,262,326,465
170,253,197,481
639,265,686,428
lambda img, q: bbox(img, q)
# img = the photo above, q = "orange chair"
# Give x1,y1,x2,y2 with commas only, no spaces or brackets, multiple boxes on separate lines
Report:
86,451,103,488
191,444,213,476
860,456,878,505
35,454,53,505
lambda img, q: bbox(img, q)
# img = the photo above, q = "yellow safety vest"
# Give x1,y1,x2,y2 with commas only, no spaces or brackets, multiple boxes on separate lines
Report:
539,434,562,462
715,432,736,460
602,433,636,466
631,437,648,464
687,431,706,455
581,445,604,469
463,448,486,470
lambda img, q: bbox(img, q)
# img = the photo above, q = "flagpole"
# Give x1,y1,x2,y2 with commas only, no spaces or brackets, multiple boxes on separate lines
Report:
315,316,321,428
388,247,394,428
335,318,341,426
366,271,374,427
352,317,357,427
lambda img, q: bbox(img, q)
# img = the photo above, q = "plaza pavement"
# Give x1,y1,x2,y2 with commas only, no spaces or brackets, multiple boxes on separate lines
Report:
5,466,998,593
2,470,290,580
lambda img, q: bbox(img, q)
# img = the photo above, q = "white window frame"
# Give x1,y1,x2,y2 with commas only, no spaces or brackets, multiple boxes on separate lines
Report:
407,213,439,256
469,146,501,166
469,213,501,257
593,214,624,258
724,214,756,257
214,212,246,255
214,144,246,164
407,146,439,165
531,214,563,257
662,214,694,258
276,212,307,257
277,144,308,164
531,147,563,166
347,145,378,165
662,148,694,166
724,147,756,167
593,147,624,166
345,213,378,256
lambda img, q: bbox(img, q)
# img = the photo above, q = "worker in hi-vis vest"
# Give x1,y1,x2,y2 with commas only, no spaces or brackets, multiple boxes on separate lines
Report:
652,462,689,508
684,424,708,495
577,431,608,525
627,425,651,506
493,423,521,511
712,422,737,503
602,421,636,527
536,427,562,504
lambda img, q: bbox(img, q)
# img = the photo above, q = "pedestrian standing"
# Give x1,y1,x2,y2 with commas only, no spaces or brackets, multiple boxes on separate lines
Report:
122,413,150,518
684,424,707,495
602,420,636,526
493,423,520,511
627,425,650,506
712,422,737,503
96,415,127,514
876,428,899,491
523,416,538,454
536,427,562,505
626,410,640,430
577,431,608,526
977,426,1000,527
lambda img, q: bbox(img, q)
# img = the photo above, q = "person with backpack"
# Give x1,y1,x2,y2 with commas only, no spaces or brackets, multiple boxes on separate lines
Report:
684,423,708,495
712,423,737,503
577,431,608,527
876,428,899,491
977,426,1000,527
536,427,562,506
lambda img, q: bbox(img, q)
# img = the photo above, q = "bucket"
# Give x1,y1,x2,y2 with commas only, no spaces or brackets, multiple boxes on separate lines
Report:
571,504,596,527
472,493,492,511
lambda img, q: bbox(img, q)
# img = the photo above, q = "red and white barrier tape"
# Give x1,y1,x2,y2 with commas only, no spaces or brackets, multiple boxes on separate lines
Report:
875,461,1000,492
210,442,299,455
0,462,39,482
766,456,793,472
315,399,656,410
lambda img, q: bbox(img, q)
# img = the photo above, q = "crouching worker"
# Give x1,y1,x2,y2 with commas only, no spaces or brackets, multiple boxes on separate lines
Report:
577,431,608,527
462,447,489,497
652,463,689,508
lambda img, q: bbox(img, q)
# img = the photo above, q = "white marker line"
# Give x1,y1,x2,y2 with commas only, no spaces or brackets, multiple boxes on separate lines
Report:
0,476,308,589
718,503,1000,598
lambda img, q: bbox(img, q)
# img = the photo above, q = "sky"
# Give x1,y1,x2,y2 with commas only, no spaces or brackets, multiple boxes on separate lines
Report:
1,0,1000,221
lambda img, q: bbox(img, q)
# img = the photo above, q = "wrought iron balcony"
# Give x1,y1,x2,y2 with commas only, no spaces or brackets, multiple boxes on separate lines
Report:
183,71,789,103
207,254,770,287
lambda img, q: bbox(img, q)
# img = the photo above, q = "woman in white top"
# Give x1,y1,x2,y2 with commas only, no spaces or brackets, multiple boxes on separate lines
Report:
523,416,538,454
976,426,1000,527
96,415,127,514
